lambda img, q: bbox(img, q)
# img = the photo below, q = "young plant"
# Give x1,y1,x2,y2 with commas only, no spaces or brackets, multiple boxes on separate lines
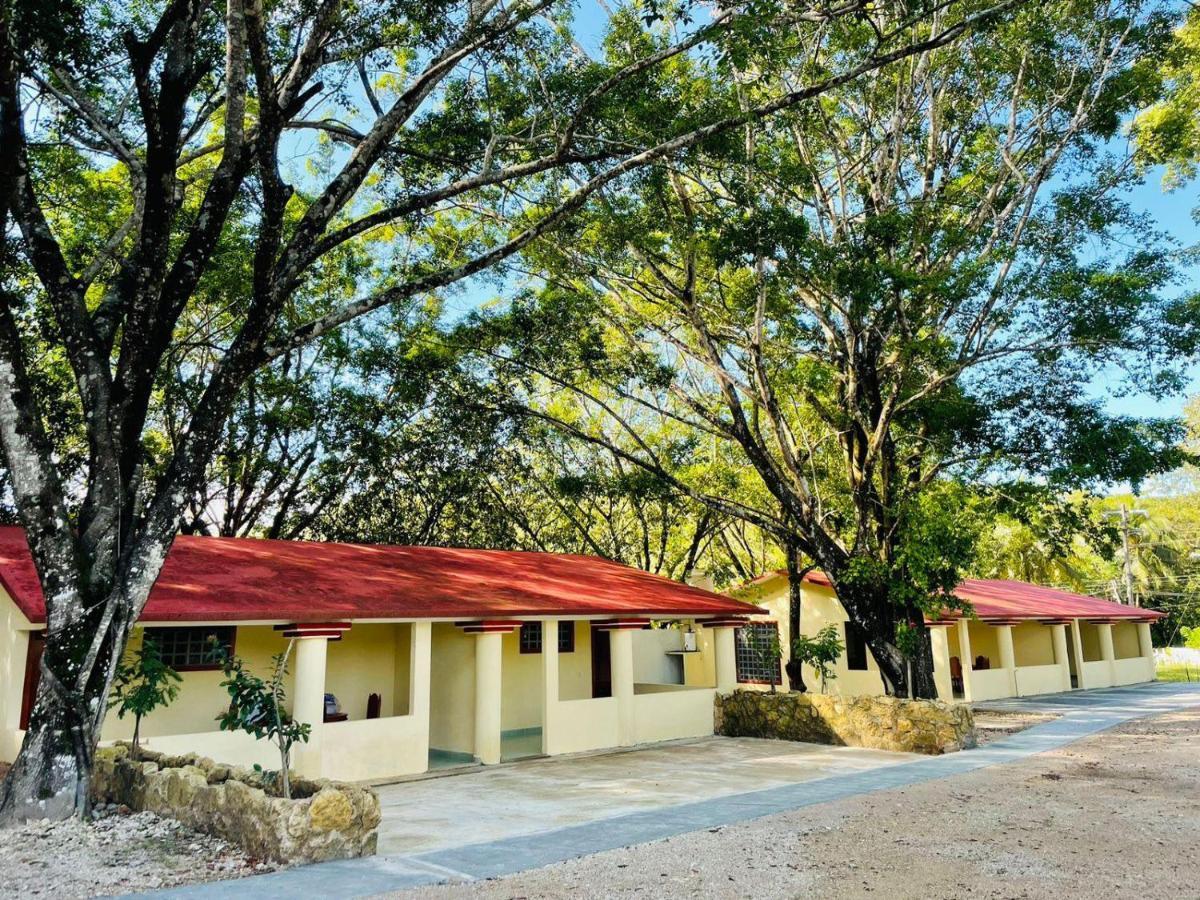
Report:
792,625,845,694
108,636,182,753
751,628,784,694
210,639,309,799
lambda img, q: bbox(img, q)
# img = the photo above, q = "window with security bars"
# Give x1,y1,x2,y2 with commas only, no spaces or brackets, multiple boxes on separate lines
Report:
518,622,575,654
735,623,782,685
144,626,235,671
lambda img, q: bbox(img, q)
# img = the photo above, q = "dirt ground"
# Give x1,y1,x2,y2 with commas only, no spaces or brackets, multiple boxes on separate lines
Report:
971,708,1061,745
0,805,277,898
398,706,1200,900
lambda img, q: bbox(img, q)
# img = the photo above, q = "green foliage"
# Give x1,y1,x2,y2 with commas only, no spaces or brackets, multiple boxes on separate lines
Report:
1133,8,1200,188
792,625,844,693
108,637,182,752
210,640,309,799
1183,626,1200,649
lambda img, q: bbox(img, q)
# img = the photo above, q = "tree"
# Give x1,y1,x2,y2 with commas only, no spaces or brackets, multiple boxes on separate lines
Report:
792,624,844,694
483,0,1186,698
0,0,1015,820
107,636,182,753
212,639,307,800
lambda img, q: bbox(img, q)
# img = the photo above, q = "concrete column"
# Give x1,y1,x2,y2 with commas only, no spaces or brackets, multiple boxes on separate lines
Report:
291,635,330,777
541,619,559,755
611,628,635,746
1069,618,1086,686
410,622,432,763
1137,622,1154,661
996,624,1017,697
1050,624,1072,692
1138,622,1155,681
956,618,974,701
1098,622,1116,683
714,626,738,692
473,631,503,765
929,625,954,701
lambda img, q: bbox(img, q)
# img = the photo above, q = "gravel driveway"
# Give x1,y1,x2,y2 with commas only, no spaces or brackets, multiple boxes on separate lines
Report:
395,706,1200,900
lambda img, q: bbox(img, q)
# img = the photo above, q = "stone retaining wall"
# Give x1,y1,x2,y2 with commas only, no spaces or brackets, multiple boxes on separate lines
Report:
91,745,380,863
715,690,976,754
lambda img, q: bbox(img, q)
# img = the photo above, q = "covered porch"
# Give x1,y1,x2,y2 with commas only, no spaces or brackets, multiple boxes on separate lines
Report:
934,616,1156,702
72,614,747,784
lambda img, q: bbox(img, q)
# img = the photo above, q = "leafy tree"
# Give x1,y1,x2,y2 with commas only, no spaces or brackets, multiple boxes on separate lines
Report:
792,624,845,694
107,636,182,754
0,0,989,820
211,640,308,800
483,0,1187,698
1133,7,1200,188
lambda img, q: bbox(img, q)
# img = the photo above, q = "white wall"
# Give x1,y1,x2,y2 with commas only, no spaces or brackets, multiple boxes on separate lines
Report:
0,590,32,762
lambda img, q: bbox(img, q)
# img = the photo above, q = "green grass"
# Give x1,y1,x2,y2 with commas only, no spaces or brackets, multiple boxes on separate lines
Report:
1156,663,1200,683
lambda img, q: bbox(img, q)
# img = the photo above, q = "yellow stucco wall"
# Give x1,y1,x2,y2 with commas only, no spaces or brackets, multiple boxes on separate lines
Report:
739,580,885,697
1079,623,1103,662
429,623,475,754
964,621,1001,668
0,591,32,763
103,625,294,745
1012,623,1055,667
1112,622,1141,659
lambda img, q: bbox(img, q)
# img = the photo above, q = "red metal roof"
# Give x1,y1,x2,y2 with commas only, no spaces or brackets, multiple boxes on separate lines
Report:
0,527,755,625
748,570,1164,622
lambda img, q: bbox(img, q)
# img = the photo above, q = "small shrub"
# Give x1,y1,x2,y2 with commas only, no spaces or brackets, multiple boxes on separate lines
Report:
792,625,845,693
108,636,182,752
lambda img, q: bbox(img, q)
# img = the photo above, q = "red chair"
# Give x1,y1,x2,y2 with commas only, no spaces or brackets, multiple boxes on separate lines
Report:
949,656,964,694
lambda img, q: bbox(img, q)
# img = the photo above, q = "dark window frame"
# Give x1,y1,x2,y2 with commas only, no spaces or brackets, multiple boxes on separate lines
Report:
735,622,782,686
519,621,576,654
144,626,236,672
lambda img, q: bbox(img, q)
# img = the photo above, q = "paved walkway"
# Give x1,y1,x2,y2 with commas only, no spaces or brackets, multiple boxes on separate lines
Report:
146,681,1200,900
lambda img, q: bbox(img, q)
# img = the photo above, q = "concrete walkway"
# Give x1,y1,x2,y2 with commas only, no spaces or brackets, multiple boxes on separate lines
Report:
145,681,1200,900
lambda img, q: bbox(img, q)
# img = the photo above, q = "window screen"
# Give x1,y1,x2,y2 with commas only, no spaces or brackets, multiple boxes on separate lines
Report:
144,626,235,670
844,621,869,671
735,623,782,685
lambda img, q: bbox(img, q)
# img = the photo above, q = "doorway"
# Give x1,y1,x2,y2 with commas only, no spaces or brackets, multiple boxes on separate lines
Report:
20,631,44,729
1065,628,1079,688
591,626,612,698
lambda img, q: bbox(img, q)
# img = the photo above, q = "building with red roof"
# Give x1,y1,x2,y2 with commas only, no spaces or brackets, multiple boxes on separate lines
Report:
0,527,756,781
736,570,1163,703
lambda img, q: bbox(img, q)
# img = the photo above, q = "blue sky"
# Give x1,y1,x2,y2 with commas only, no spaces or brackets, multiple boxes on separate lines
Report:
1102,170,1199,420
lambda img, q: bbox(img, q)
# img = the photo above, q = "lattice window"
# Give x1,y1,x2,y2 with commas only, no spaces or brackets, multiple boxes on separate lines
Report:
519,622,575,653
144,626,235,671
735,623,782,685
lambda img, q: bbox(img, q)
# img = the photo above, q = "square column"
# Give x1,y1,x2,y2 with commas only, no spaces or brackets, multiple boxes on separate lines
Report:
1050,623,1072,692
1070,619,1087,687
956,618,975,702
473,631,504,765
928,625,954,701
713,627,738,692
541,619,559,755
996,624,1017,697
410,622,432,757
278,622,349,778
611,628,635,746
1137,622,1154,679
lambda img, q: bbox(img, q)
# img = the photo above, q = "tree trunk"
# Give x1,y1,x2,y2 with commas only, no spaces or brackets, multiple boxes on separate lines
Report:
783,544,807,693
0,667,105,821
0,537,164,824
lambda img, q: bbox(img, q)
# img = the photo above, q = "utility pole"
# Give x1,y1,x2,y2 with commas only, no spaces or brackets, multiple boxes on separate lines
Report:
1104,505,1147,605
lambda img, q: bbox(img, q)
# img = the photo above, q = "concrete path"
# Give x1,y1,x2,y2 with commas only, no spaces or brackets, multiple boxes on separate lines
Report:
144,681,1200,900
376,736,920,856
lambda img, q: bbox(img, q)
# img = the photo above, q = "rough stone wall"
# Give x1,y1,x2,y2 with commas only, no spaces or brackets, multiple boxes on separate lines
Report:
91,745,380,863
715,690,976,754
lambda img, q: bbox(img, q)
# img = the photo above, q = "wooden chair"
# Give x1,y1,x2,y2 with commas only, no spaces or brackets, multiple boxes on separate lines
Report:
974,655,990,671
949,656,964,694
366,693,382,720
